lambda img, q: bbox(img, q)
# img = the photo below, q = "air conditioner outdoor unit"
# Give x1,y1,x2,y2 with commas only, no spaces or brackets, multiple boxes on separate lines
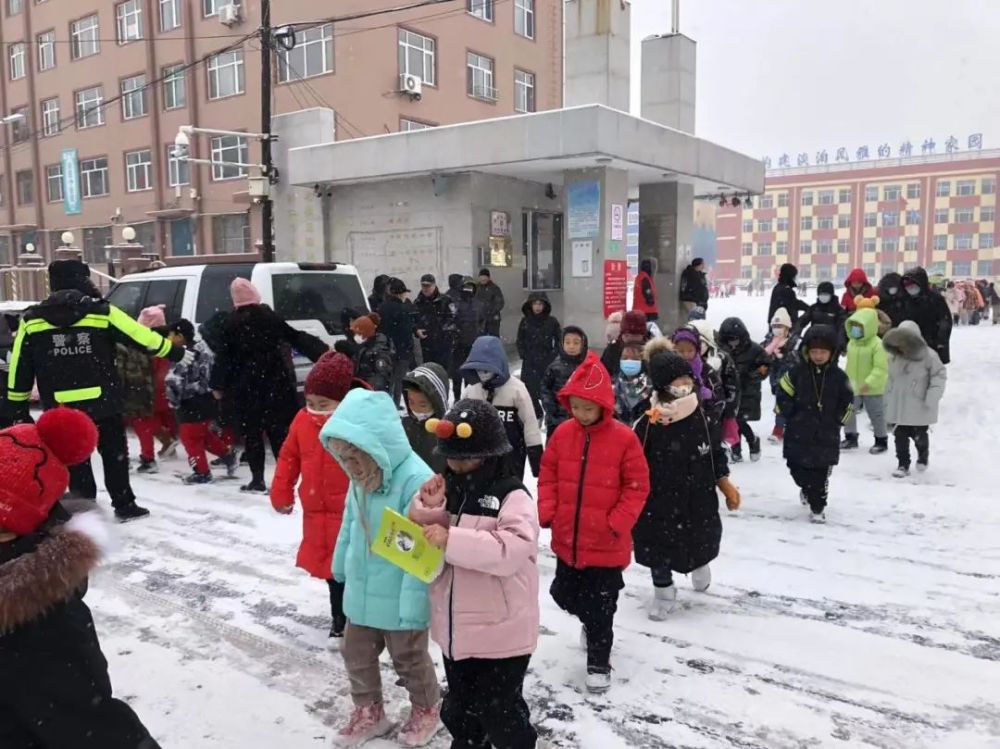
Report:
219,3,241,26
399,73,423,97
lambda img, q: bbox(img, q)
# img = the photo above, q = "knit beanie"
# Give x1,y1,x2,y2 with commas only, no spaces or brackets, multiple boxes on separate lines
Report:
230,278,262,308
770,307,792,328
648,350,694,391
138,304,166,328
621,310,648,336
429,399,511,460
0,408,99,535
48,259,100,297
167,318,195,342
305,352,355,402
350,313,380,340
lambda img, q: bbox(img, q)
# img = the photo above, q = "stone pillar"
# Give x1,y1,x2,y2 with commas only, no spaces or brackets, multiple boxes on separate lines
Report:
639,181,694,332
564,0,630,111
640,34,697,133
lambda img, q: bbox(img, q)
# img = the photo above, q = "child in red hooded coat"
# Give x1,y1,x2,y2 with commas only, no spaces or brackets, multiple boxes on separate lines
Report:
538,351,650,694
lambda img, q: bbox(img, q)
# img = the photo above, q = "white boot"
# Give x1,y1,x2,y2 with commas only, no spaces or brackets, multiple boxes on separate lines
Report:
691,564,712,592
585,669,612,694
648,585,677,621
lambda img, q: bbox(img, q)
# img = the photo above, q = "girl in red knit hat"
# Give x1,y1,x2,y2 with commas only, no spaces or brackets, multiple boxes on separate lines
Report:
0,407,162,748
270,352,367,642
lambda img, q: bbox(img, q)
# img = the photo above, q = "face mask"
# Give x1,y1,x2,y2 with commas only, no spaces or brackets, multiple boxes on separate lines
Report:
411,411,433,422
771,325,787,335
668,384,695,398
724,338,741,349
888,286,899,296
354,334,365,344
306,406,335,417
477,370,494,383
619,360,642,377
906,286,920,297
848,326,864,339
818,293,832,304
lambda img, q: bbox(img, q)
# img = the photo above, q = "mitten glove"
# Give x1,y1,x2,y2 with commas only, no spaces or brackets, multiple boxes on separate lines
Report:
717,476,741,511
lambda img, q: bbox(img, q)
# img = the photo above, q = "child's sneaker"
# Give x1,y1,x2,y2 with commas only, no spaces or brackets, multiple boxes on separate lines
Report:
840,434,859,450
916,459,928,473
767,426,784,444
158,439,178,459
585,668,612,694
648,585,677,621
869,437,889,455
691,564,712,592
136,457,158,474
810,510,827,524
182,471,213,485
329,615,346,640
396,703,441,747
892,464,910,478
333,703,393,748
799,490,809,506
730,447,743,464
749,436,762,461
221,450,239,478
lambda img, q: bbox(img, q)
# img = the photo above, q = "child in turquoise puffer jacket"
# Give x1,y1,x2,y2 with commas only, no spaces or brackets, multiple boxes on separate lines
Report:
320,388,440,748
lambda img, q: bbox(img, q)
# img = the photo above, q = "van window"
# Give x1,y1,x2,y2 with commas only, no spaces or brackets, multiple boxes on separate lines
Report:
195,263,256,323
107,281,148,318
272,273,367,334
143,280,186,324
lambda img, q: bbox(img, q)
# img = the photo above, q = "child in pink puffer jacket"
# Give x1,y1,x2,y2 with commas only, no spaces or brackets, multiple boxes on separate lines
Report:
410,398,540,748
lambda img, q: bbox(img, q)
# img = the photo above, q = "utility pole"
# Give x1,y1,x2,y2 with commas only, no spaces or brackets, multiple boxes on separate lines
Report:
260,0,275,262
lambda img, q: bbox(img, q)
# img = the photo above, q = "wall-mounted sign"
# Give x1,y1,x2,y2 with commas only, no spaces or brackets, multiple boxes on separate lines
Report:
61,148,81,216
567,181,601,239
571,239,593,277
490,210,510,237
611,203,624,241
603,259,628,318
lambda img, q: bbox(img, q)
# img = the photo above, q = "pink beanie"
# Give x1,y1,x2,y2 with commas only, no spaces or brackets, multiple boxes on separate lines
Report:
231,278,261,308
138,304,166,328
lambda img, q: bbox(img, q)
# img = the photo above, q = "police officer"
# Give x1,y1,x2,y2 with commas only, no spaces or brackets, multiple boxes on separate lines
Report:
4,259,191,521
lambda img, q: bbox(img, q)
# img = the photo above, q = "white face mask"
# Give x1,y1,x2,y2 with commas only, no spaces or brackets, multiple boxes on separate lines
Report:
411,411,433,422
818,293,832,304
354,334,366,344
306,406,335,417
477,370,494,383
888,286,899,296
668,383,695,398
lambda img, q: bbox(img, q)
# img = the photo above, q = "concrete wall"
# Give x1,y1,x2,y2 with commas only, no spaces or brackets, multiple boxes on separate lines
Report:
564,0,631,111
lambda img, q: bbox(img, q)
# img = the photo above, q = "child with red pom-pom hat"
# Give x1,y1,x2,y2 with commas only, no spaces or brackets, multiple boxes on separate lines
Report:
0,407,162,748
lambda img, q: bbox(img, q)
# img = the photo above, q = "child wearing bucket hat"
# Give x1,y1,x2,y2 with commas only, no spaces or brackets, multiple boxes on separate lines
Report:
0,407,162,748
410,399,540,748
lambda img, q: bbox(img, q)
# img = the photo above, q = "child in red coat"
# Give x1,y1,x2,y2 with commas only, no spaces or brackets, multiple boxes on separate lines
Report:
538,351,650,694
270,352,359,641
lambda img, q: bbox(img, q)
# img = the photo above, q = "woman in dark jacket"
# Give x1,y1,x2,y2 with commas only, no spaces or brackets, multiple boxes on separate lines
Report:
346,313,395,394
877,272,908,329
541,325,587,433
768,263,810,328
901,267,953,364
516,291,561,419
794,281,848,352
367,274,390,314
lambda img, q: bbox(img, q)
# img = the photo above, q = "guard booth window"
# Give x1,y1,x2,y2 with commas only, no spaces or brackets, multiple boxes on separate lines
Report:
523,210,562,291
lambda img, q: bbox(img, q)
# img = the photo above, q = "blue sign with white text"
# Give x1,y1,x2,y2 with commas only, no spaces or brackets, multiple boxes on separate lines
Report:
61,148,81,216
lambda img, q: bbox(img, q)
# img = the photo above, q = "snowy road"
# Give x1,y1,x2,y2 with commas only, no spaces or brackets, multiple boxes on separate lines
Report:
86,295,1000,748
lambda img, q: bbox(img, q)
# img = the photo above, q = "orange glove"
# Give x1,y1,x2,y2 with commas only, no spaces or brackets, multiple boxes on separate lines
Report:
756,365,769,377
717,477,741,511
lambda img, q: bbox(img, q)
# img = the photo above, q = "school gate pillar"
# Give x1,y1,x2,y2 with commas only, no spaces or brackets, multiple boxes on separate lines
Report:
638,181,695,333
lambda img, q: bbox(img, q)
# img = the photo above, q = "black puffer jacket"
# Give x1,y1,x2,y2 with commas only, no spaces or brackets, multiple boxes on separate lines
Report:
901,267,953,364
378,296,416,360
413,288,454,366
794,282,847,352
768,264,810,327
516,292,561,398
353,333,395,393
541,326,588,432
452,283,485,348
718,317,770,422
877,272,908,329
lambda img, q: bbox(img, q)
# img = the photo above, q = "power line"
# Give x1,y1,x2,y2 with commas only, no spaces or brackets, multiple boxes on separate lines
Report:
327,0,514,39
287,0,461,32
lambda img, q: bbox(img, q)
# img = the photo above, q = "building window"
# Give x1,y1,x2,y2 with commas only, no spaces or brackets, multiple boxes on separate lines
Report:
838,214,851,229
956,179,976,196
7,0,21,16
837,238,850,254
116,0,143,44
9,42,25,81
277,23,333,82
125,149,152,192
160,0,180,31
799,241,812,255
37,30,55,71
81,157,109,197
75,86,104,129
838,188,851,203
760,194,773,208
817,216,834,230
981,205,995,222
777,192,788,207
400,118,433,132
883,238,898,253
952,261,971,277
777,217,789,232
863,263,877,279
884,185,901,200
817,240,833,255
514,0,534,38
864,212,877,228
398,29,435,86
466,52,495,100
906,209,921,225
121,74,147,119
955,208,974,224
212,213,249,253
864,185,878,202
210,134,248,180
758,219,772,233
741,242,752,256
800,191,813,206
514,69,535,113
932,234,948,251
934,208,948,224
166,144,189,186
800,216,812,231
980,233,994,249
45,163,62,202
40,98,59,136
907,182,921,199
882,211,899,227
741,219,752,233
758,242,772,256
9,108,28,143
467,0,493,22
983,177,996,195
15,170,32,205
162,64,186,110
977,260,993,276
905,236,919,252
776,241,788,255
208,50,244,99
71,15,100,60
935,180,951,197
740,265,752,280
955,233,974,250
863,238,876,254
818,189,834,205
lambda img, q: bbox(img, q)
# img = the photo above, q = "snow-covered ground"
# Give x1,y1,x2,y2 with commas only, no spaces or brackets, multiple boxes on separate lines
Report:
86,293,1000,748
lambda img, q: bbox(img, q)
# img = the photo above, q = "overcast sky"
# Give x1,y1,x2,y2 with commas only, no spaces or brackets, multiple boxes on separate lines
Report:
628,0,1000,163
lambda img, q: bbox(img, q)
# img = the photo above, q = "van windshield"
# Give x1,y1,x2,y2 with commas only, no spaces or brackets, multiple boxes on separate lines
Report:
271,273,367,335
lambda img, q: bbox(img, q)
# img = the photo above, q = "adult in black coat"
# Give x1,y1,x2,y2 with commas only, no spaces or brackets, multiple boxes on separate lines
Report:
516,291,561,419
793,281,848,352
476,268,505,337
718,317,770,460
876,272,907,330
413,274,455,369
448,277,485,401
768,263,810,328
379,278,418,403
541,326,588,432
679,258,710,311
367,274,390,314
901,267,953,364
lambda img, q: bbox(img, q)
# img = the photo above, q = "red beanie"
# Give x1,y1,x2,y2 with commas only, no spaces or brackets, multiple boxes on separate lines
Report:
305,352,355,402
0,408,99,536
621,310,648,336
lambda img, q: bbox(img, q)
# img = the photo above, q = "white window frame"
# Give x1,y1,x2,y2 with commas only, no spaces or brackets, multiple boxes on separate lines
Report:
863,238,876,254
952,261,972,277
277,23,333,82
777,192,788,207
467,0,493,22
125,149,152,192
818,240,833,255
514,69,535,113
905,236,919,252
208,49,244,100
907,182,921,199
212,213,249,253
817,216,834,230
776,241,788,255
15,169,33,206
466,52,495,100
210,134,249,181
981,205,996,222
956,180,976,196
41,97,60,136
45,163,63,202
906,210,921,225
121,74,147,120
777,217,789,232
71,15,100,60
838,214,850,229
203,0,239,17
758,242,772,256
932,234,948,251
863,212,877,228
955,233,974,250
37,30,55,71
166,144,189,187
882,211,899,227
162,64,186,110
400,118,432,132
800,191,813,206
514,0,534,38
75,86,105,129
800,216,813,230
934,208,949,224
838,189,851,203
9,42,25,81
80,156,109,198
116,0,143,45
955,208,974,224
8,0,22,15
983,178,996,195
398,29,435,86
740,242,752,256
935,181,951,197
741,220,752,233
160,0,180,31
884,185,901,200
817,189,835,205
980,233,994,249
758,219,772,233
799,241,812,255
864,186,878,202
837,238,850,254
760,194,774,208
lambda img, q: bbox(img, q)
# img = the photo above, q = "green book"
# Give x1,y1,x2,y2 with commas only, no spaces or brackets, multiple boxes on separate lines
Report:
370,507,445,584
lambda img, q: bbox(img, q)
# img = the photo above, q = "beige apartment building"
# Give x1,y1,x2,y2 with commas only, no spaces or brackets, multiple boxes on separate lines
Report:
0,0,562,265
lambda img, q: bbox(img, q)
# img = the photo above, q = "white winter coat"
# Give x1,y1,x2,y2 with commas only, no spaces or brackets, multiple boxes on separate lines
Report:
882,321,947,427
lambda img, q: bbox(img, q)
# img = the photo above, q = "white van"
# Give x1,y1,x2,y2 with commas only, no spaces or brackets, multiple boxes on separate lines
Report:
107,261,368,387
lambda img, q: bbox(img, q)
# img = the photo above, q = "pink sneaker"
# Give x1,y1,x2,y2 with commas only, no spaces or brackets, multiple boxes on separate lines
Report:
397,703,441,747
333,703,392,747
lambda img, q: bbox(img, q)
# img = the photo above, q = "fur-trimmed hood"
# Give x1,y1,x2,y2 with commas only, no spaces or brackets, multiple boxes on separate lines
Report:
643,336,674,362
882,320,926,360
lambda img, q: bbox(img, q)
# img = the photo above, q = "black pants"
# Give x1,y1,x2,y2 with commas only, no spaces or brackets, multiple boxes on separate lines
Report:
788,463,832,513
240,405,294,484
449,344,473,402
651,565,674,588
520,368,544,421
441,655,536,749
550,561,623,672
734,417,757,454
484,317,502,337
894,425,929,468
327,578,345,622
391,357,412,408
68,416,135,510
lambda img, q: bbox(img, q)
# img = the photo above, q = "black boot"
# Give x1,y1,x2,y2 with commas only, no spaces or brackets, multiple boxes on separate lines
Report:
869,437,889,455
115,502,151,522
840,433,859,450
